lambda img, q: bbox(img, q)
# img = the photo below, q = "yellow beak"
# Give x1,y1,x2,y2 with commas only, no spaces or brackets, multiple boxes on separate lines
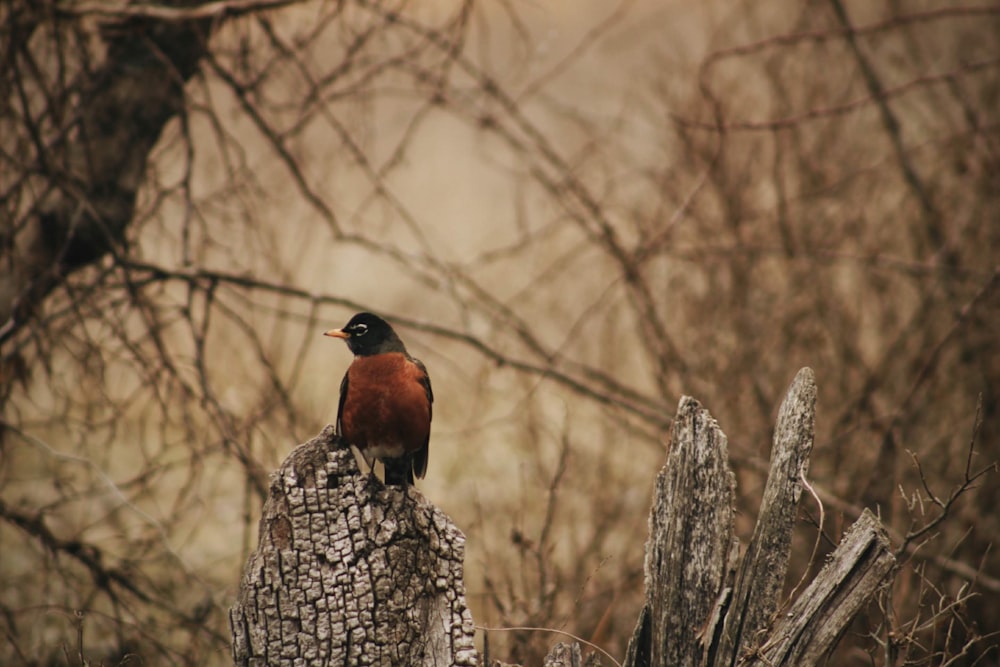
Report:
324,328,349,339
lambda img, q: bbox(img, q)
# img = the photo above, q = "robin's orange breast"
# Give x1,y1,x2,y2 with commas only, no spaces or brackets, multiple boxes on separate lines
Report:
340,352,431,457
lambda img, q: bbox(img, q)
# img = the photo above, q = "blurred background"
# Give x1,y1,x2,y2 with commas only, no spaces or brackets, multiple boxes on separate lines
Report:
2,0,998,664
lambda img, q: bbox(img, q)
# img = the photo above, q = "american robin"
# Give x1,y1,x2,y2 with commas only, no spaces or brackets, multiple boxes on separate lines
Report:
324,312,433,488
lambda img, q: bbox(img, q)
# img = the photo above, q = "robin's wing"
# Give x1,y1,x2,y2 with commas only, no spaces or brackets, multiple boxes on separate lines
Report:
335,369,349,440
411,357,433,479
414,357,434,409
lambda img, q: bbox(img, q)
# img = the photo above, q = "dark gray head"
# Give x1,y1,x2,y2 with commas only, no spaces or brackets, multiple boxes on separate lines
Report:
324,312,406,356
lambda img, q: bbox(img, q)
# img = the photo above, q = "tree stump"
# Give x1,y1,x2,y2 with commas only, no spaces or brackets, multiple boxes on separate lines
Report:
624,368,896,667
229,426,478,666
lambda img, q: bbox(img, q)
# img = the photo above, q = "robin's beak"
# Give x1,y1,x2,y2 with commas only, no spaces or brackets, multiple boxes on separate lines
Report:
324,328,349,339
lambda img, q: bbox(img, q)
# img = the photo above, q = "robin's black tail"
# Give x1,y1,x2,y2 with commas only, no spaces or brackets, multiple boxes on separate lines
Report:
383,454,415,487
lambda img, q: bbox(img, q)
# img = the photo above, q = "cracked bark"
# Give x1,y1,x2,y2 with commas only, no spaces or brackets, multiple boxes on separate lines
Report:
229,426,478,666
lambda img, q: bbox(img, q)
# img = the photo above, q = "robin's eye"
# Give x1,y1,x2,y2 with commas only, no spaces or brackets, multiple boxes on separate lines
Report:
352,323,368,336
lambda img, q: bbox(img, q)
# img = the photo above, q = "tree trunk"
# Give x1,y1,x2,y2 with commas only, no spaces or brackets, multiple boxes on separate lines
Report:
1,5,211,342
229,426,478,666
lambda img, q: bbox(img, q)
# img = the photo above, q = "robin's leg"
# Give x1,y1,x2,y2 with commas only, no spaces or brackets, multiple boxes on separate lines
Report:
360,451,381,489
383,454,414,493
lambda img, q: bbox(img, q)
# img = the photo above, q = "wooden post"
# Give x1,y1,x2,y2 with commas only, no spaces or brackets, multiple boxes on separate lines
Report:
229,426,478,666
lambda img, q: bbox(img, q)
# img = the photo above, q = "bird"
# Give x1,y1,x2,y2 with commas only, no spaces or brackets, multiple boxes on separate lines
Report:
324,312,433,489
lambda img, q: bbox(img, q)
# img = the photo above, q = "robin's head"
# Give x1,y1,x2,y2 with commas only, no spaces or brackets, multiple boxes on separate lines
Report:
324,312,406,356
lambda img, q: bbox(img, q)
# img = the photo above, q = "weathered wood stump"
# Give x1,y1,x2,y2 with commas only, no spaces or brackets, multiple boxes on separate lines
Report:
229,426,478,666
624,367,896,667
231,369,897,667
625,390,739,667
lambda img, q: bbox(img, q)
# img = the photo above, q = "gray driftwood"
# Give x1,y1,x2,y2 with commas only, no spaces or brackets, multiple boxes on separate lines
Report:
714,367,817,665
624,368,896,667
743,509,895,666
229,426,478,666
622,395,738,667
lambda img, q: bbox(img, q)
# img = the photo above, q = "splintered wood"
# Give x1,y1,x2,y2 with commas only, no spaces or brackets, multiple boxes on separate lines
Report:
624,368,896,667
